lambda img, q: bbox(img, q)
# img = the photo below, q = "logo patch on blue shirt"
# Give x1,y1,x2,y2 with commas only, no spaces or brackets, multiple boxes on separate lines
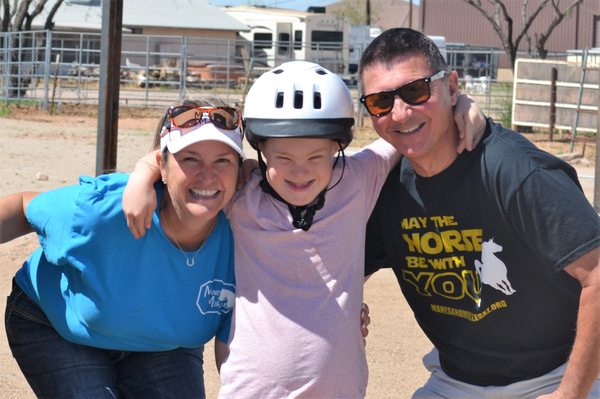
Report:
197,280,235,315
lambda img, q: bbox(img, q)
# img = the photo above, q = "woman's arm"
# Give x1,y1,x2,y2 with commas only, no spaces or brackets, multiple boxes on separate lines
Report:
0,192,39,243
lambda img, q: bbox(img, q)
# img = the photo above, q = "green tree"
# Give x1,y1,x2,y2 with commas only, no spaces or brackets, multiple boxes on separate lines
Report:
462,0,584,69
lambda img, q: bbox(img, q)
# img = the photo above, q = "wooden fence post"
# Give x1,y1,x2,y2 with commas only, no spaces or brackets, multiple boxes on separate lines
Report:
95,0,123,176
549,67,557,142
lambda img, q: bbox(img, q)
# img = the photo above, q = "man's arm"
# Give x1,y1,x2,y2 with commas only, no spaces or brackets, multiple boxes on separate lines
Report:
543,247,600,399
0,192,38,243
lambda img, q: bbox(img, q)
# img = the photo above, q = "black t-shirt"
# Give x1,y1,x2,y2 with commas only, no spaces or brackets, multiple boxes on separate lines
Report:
365,120,600,386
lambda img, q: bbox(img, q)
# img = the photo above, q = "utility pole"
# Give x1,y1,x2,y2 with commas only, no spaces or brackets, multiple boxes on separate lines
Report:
408,0,412,29
96,0,123,175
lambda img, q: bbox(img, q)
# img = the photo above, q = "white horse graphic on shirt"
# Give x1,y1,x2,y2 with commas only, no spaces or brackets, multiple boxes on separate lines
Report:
474,239,516,295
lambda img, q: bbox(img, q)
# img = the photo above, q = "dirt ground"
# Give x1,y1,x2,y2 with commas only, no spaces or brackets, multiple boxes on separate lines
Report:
0,105,596,398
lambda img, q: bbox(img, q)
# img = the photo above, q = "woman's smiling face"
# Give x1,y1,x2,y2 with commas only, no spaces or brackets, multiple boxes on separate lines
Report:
161,140,240,221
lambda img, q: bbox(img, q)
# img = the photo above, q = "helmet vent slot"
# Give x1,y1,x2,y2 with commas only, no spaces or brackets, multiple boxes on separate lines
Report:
313,92,322,109
276,92,284,108
294,90,304,109
316,69,327,75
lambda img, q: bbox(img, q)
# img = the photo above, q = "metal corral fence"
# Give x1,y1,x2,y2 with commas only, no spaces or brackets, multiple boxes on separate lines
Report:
512,49,600,139
2,30,513,121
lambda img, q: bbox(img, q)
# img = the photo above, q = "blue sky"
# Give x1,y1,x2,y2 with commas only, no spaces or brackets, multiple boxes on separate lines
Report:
209,0,419,12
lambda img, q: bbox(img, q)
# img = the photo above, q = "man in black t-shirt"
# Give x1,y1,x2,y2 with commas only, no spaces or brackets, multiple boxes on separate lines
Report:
360,28,600,398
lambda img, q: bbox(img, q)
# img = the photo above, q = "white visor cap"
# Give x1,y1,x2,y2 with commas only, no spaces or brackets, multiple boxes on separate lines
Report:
160,122,245,159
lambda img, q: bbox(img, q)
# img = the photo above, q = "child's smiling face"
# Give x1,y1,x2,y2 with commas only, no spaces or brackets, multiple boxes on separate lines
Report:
260,137,340,207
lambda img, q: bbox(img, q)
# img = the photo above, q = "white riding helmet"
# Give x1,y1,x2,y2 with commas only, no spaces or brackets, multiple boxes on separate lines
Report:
243,61,355,150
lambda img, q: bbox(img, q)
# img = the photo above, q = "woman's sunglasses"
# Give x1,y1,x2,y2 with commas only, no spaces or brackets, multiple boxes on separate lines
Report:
164,104,242,132
359,70,447,117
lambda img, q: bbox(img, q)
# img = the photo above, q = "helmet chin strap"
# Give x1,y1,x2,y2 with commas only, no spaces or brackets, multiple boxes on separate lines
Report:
288,192,325,231
257,150,345,231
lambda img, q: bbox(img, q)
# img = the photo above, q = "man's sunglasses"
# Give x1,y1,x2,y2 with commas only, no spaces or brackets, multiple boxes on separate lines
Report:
162,104,242,133
359,70,447,117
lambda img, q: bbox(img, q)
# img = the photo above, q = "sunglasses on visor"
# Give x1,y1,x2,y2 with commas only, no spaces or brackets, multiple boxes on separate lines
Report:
359,70,447,117
163,104,242,132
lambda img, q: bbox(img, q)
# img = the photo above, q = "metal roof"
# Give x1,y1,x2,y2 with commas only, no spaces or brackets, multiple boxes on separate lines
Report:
37,0,249,32
222,5,315,18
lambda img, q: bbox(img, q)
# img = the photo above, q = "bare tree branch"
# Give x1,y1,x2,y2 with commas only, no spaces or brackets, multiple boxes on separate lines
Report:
522,0,532,55
44,0,63,30
462,0,578,69
511,0,550,52
535,0,584,59
1,0,11,31
1,0,64,32
24,0,49,30
10,0,17,18
463,0,516,67
29,0,48,19
12,0,32,31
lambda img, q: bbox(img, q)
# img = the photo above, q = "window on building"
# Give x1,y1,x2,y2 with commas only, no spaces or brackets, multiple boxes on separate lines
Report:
294,30,302,50
278,33,290,55
253,33,273,50
310,31,343,50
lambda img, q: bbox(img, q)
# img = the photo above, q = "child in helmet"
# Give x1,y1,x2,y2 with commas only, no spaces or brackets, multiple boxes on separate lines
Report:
123,61,485,397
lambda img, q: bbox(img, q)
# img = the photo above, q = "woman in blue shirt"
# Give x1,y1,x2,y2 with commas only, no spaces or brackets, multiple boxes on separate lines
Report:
0,99,243,398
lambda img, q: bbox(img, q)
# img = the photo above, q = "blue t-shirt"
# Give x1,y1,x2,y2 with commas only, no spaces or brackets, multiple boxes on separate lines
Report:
16,173,235,351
